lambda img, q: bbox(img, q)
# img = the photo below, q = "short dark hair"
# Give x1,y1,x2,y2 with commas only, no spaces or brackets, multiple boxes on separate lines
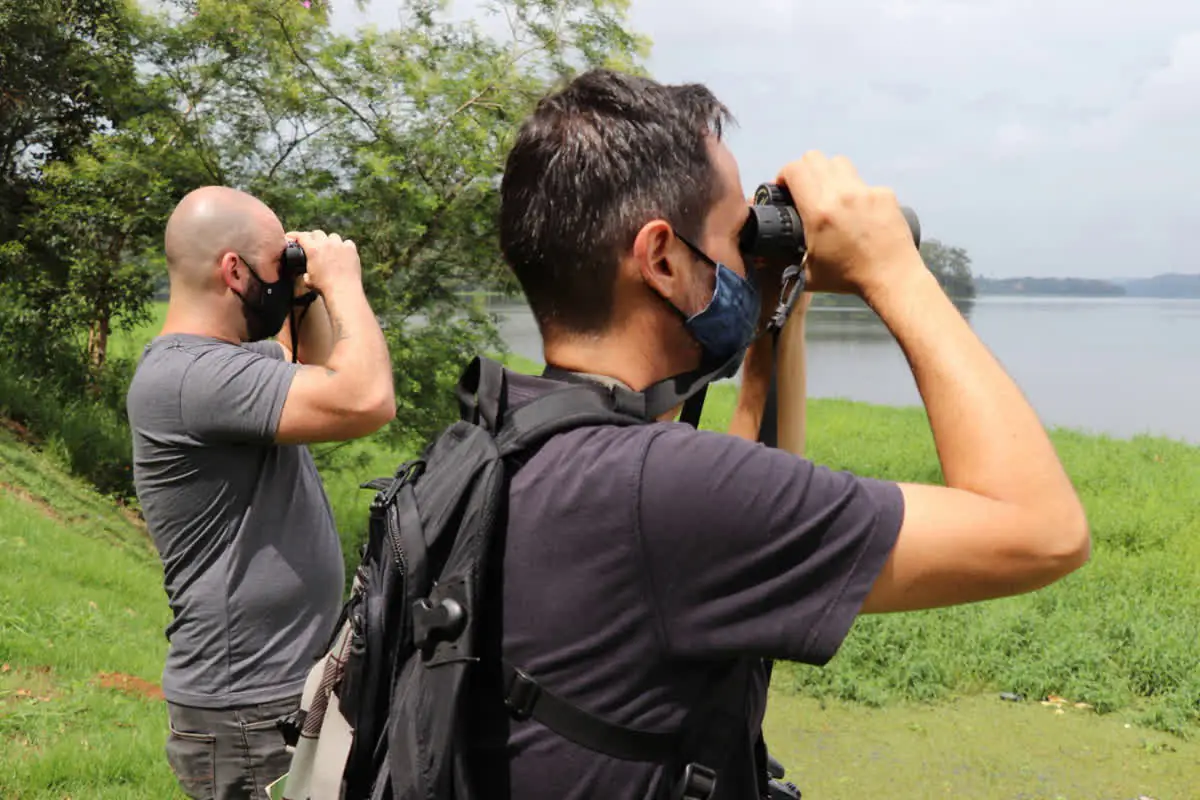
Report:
499,68,734,336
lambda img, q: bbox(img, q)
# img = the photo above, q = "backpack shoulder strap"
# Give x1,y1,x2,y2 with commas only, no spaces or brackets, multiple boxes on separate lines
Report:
495,382,645,458
456,355,509,430
456,355,648,448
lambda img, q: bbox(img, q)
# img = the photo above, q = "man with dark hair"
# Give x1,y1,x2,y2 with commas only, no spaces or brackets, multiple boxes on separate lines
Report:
469,68,1091,800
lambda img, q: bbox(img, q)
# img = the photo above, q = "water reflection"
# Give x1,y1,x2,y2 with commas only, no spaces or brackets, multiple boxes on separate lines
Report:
806,299,974,343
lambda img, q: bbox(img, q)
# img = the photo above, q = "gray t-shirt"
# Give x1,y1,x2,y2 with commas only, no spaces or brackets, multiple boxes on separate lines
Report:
467,371,905,799
126,333,345,709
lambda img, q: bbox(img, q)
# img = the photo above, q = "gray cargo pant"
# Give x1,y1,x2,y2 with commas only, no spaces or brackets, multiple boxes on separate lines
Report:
165,695,299,800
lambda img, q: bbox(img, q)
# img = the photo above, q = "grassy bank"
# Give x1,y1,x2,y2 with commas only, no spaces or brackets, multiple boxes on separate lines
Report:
4,394,1199,799
0,426,178,798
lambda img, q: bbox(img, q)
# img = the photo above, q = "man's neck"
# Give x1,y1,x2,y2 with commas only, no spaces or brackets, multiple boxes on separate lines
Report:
159,298,241,344
542,332,697,394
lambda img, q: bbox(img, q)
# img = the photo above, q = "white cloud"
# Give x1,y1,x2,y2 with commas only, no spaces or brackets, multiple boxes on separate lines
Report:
327,0,1200,279
1068,30,1200,151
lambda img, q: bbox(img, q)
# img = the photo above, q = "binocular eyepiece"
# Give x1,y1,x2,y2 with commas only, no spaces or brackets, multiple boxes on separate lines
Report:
739,183,922,263
281,240,307,279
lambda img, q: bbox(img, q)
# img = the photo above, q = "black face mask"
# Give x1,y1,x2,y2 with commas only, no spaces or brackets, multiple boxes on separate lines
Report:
233,255,294,342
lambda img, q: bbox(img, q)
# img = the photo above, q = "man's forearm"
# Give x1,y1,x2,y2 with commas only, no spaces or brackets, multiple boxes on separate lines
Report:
278,295,334,366
727,335,774,440
775,301,808,457
280,294,337,366
867,262,1081,517
298,295,335,366
318,282,395,411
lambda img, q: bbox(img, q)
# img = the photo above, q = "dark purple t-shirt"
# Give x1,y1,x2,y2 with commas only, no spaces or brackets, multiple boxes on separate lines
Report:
467,371,904,799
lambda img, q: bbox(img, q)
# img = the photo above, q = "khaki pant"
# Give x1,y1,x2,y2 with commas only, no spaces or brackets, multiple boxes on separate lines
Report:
164,694,300,800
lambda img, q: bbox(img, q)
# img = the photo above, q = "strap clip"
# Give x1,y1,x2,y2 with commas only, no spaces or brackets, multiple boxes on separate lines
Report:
674,762,717,800
503,665,542,721
276,709,305,748
766,258,808,334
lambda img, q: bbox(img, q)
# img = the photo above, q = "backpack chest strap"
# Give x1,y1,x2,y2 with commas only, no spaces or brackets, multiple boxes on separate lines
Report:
499,658,753,800
501,659,680,763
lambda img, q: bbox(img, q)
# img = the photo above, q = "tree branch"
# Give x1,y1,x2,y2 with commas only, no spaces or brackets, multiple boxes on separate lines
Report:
265,117,334,181
269,9,381,140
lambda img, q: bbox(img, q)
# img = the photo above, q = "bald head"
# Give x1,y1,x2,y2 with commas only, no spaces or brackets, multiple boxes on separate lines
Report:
164,186,284,291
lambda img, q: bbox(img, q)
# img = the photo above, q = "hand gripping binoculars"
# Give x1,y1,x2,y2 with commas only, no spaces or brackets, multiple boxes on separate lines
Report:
738,183,922,334
738,182,921,263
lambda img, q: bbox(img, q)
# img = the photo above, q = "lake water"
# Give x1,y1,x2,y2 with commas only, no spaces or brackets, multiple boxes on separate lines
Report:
489,295,1200,446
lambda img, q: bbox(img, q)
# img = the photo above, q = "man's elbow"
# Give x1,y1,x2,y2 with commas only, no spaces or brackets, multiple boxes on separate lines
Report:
1034,500,1092,581
354,386,395,433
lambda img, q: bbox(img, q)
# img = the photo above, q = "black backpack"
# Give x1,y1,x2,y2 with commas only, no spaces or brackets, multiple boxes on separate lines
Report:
272,355,801,800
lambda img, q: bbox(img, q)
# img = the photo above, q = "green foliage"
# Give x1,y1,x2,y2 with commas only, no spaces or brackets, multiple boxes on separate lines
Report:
0,357,140,499
13,123,188,372
0,0,138,179
0,0,651,498
919,238,976,299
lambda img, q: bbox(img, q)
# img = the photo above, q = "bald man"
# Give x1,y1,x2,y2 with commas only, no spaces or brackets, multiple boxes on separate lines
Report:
125,186,395,800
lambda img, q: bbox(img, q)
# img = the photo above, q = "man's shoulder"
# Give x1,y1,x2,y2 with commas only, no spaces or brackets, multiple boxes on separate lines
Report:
127,334,285,419
147,333,281,361
134,335,281,385
127,336,197,409
503,369,772,484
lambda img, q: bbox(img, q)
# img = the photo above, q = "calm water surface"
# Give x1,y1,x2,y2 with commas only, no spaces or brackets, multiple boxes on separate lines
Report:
492,296,1200,446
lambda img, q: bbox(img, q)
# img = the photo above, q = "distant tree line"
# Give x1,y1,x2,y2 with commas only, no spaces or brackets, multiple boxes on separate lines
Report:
975,273,1200,298
975,277,1125,297
811,237,977,310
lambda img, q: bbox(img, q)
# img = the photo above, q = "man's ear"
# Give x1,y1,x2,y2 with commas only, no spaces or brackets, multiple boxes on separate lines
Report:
632,219,684,303
218,252,244,292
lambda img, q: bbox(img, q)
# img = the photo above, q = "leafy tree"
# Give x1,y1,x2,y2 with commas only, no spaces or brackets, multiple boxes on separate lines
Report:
920,238,976,299
18,123,197,378
137,0,651,455
2,0,653,500
0,0,138,235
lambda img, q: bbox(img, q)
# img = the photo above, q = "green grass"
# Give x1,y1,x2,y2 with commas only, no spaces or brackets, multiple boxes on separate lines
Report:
5,404,1200,800
770,403,1200,738
762,692,1200,799
2,305,1199,797
106,301,168,363
0,426,181,798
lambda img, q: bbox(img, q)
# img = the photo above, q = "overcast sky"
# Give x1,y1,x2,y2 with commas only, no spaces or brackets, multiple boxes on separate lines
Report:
328,0,1199,280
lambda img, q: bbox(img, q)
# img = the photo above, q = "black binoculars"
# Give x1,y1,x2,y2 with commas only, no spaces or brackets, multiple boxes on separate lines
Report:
739,182,922,264
281,240,307,279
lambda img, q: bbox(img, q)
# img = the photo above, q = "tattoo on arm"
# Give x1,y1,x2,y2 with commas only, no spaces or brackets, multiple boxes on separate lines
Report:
299,364,339,378
330,313,350,344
